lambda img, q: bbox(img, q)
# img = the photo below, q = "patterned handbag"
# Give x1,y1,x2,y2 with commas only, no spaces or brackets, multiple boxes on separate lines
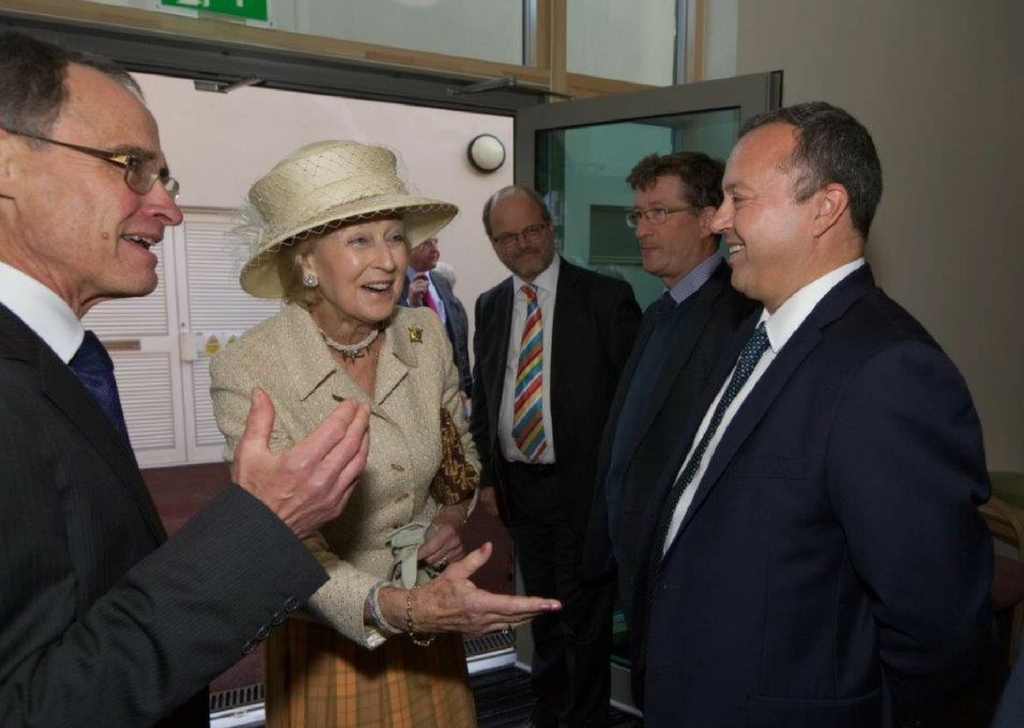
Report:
429,408,478,505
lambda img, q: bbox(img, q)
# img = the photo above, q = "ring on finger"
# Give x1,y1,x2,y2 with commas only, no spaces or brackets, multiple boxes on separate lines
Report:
435,556,448,570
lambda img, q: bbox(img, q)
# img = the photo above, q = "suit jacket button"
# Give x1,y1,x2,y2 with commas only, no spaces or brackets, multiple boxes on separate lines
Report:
256,624,272,640
270,611,285,626
283,596,301,612
241,639,257,655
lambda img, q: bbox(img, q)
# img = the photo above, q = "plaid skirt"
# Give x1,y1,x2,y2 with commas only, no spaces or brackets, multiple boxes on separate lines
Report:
264,617,478,728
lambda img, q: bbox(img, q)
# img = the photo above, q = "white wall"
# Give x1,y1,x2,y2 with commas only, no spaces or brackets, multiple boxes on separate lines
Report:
138,72,515,345
733,0,1024,470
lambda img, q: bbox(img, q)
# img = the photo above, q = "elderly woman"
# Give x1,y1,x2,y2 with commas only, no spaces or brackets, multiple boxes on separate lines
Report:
210,141,559,728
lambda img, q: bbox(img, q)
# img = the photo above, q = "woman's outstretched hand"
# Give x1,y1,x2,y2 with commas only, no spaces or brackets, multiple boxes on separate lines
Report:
379,542,560,638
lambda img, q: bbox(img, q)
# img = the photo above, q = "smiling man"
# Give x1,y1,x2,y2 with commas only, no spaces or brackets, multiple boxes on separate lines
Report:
0,32,370,727
471,184,640,728
582,152,753,621
631,102,993,728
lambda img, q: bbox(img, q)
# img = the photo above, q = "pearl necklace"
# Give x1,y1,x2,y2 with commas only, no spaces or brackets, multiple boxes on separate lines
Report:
319,327,380,360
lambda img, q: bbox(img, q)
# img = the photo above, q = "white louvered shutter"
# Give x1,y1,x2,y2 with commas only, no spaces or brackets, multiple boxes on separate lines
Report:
175,210,281,463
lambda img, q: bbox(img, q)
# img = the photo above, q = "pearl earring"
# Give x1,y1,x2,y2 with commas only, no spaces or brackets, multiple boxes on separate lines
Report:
302,272,319,288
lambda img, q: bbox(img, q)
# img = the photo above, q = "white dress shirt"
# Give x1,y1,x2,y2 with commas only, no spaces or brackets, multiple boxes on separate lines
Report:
0,261,84,363
498,255,559,464
663,258,866,553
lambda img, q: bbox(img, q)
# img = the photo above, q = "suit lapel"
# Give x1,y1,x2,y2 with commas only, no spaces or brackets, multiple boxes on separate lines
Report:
485,279,514,444
549,258,583,437
0,306,167,543
627,269,731,464
673,266,877,541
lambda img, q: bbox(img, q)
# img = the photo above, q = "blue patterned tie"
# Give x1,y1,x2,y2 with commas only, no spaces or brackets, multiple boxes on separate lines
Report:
70,331,131,447
651,322,769,573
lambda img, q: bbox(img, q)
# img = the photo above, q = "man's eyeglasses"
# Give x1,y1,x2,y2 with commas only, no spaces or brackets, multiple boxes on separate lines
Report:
491,222,548,248
626,206,697,228
5,129,180,198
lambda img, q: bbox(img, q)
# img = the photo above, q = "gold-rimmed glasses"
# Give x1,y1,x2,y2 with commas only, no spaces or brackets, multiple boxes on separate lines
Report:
4,128,179,198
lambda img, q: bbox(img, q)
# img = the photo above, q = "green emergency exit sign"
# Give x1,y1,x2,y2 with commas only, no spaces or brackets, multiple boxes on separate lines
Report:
161,0,268,22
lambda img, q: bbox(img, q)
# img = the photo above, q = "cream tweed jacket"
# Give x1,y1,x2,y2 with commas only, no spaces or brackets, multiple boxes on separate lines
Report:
209,302,478,648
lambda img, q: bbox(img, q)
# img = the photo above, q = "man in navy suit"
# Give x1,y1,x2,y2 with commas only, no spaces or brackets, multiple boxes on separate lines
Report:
0,33,368,727
632,102,992,728
401,235,473,398
471,185,640,727
584,152,753,621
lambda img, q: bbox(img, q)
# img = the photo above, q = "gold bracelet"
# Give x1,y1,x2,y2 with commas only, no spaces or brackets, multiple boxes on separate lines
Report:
405,586,435,647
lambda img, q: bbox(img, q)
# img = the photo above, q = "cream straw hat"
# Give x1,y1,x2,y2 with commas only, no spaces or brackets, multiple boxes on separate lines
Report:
239,140,458,298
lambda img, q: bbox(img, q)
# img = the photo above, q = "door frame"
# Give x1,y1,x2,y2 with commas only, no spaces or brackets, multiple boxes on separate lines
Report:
515,70,783,183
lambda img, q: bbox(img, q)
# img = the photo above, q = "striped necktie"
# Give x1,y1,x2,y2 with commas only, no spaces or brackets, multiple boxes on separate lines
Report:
512,284,547,461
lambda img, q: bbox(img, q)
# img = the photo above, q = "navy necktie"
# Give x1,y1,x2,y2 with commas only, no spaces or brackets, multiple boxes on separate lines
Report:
650,322,770,575
70,331,131,447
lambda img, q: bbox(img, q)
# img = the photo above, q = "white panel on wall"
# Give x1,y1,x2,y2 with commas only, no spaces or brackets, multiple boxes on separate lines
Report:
175,210,282,463
114,352,177,451
182,213,281,331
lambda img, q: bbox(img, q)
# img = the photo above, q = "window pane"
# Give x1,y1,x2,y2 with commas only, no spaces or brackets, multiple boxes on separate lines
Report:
298,0,524,64
568,0,676,85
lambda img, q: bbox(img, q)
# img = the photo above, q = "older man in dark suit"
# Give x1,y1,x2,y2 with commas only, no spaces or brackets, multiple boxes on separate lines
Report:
583,152,753,621
471,185,640,728
401,235,473,398
632,102,992,728
0,33,369,727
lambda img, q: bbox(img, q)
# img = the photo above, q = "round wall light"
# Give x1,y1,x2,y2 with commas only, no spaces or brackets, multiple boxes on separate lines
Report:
467,133,506,173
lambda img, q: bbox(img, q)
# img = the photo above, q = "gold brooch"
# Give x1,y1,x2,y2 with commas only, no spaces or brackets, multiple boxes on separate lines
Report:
407,326,423,343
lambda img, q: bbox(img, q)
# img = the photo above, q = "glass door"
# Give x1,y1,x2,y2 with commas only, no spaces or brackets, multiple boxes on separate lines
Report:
513,71,782,710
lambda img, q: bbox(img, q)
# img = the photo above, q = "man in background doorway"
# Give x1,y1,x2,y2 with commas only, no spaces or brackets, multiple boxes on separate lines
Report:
471,184,640,728
583,152,753,622
402,235,473,399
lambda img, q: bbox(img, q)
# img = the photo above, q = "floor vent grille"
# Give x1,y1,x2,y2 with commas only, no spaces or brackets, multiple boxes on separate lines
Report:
464,629,515,658
209,682,264,712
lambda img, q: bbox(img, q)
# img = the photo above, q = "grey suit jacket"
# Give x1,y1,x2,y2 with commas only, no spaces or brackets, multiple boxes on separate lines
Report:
0,303,326,728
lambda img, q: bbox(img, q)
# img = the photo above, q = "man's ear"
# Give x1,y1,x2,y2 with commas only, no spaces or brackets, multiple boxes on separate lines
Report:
0,130,21,198
697,205,717,238
811,183,849,238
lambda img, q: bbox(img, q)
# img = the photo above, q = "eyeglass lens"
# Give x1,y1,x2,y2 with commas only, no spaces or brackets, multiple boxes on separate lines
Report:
495,223,546,246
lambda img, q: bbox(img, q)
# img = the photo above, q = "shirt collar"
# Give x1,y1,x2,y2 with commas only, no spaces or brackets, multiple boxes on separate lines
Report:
0,261,84,363
761,258,865,353
667,253,723,305
513,254,560,296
